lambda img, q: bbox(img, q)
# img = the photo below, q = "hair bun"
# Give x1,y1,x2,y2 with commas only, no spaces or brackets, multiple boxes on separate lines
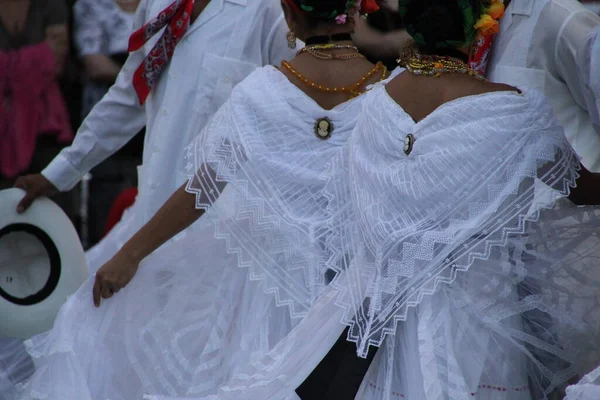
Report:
399,0,481,51
292,0,380,22
295,0,350,20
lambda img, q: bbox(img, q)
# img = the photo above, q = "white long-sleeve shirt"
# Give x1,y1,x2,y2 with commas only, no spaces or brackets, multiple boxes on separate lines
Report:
43,0,295,226
577,24,600,128
487,0,600,171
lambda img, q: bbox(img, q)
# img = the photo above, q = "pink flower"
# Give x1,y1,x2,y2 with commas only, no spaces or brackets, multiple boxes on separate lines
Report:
335,14,348,24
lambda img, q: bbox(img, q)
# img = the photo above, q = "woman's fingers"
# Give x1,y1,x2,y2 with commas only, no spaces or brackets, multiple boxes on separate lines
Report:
93,276,121,308
101,286,114,300
93,278,103,307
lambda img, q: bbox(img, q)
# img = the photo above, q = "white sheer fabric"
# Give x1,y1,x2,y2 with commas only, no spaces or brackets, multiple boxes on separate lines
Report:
565,365,600,400
0,338,33,400
2,66,394,400
149,84,600,400
320,85,600,396
16,223,294,399
183,66,395,318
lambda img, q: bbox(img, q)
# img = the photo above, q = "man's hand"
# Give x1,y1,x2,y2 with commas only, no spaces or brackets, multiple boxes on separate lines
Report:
14,174,59,213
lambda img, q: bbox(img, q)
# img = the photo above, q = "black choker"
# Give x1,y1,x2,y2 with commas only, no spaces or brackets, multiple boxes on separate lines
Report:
305,33,352,45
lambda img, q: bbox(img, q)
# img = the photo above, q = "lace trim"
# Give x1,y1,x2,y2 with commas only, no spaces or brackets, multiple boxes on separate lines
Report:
320,88,586,358
327,150,581,357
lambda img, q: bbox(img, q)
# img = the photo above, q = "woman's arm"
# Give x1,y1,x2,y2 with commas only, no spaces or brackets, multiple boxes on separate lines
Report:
83,54,122,84
568,165,600,205
123,184,204,262
45,24,69,76
93,183,204,306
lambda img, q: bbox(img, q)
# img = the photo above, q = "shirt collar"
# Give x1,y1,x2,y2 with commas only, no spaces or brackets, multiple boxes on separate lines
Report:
225,0,247,6
507,0,534,16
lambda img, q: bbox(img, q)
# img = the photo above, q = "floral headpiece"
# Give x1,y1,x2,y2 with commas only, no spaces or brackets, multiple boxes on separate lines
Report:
288,0,381,25
473,0,505,36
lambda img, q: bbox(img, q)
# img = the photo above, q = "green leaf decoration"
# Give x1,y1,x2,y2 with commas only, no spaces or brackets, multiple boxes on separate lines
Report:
413,32,426,46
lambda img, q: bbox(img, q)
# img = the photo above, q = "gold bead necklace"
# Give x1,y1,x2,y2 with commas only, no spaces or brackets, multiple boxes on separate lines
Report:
398,52,486,81
297,44,365,60
281,61,388,98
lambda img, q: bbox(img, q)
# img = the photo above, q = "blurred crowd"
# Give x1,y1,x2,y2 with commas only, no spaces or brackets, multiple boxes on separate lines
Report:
0,0,598,249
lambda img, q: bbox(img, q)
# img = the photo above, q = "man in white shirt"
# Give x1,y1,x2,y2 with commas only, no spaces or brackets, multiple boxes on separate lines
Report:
487,0,600,171
14,0,296,272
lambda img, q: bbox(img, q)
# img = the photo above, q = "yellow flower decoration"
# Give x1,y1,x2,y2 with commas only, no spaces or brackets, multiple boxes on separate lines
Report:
487,0,505,20
474,0,505,36
474,14,499,36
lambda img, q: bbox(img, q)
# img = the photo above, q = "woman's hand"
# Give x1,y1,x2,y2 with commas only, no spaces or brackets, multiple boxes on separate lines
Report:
93,251,140,307
90,184,205,307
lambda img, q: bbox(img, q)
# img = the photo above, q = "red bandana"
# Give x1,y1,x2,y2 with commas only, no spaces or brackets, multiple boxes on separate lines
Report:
468,0,511,75
128,0,194,104
468,33,496,76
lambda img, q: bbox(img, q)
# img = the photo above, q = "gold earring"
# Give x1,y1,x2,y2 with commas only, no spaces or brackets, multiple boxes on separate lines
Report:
287,31,297,49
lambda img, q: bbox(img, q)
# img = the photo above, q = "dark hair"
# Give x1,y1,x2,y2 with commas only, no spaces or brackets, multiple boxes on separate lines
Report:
398,0,486,55
288,0,383,26
289,0,352,22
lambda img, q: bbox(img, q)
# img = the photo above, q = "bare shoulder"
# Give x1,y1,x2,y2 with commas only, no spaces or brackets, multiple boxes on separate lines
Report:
386,72,520,100
451,79,521,98
430,76,522,105
384,73,522,123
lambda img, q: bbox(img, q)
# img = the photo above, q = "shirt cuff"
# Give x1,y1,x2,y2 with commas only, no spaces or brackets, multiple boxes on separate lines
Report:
42,154,85,191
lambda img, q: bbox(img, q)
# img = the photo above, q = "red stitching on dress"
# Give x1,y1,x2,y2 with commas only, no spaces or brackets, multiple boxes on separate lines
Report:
367,382,528,398
472,384,529,396
368,382,405,397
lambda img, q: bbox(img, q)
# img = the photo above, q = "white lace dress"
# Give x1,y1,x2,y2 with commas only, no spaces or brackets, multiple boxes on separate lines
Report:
145,84,600,400
2,66,395,400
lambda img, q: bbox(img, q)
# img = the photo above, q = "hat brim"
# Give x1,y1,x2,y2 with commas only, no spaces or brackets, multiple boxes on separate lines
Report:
0,188,87,339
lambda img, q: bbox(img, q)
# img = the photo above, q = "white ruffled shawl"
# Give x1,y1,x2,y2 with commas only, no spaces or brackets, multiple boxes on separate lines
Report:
320,85,600,393
182,65,385,318
164,84,600,400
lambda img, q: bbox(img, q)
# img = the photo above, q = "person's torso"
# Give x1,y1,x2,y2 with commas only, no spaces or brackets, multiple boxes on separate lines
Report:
0,1,50,50
135,0,283,223
487,0,600,171
79,0,137,117
93,0,136,55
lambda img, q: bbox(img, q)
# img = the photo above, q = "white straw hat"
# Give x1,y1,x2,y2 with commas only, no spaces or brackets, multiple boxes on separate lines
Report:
0,188,87,339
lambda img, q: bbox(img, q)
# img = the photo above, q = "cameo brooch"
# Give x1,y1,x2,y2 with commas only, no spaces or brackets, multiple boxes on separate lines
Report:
404,133,415,155
315,117,334,140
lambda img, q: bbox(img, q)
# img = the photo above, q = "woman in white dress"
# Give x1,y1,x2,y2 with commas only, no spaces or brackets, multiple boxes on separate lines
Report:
2,0,393,399
316,1,600,398
144,1,600,399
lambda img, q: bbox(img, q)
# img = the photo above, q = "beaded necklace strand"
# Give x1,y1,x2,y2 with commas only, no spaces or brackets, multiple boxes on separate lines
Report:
399,51,486,81
281,61,388,98
297,44,365,60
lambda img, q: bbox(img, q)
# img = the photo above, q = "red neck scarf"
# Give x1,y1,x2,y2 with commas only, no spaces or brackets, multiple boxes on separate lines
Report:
128,0,195,104
468,33,495,75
